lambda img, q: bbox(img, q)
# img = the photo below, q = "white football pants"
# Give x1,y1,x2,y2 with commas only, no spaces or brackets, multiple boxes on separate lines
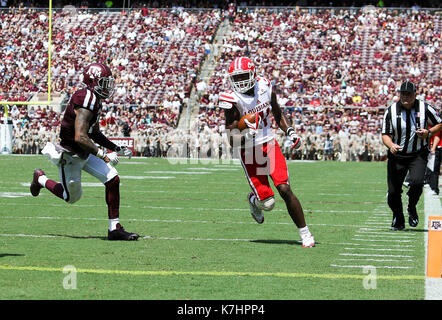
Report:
57,152,118,203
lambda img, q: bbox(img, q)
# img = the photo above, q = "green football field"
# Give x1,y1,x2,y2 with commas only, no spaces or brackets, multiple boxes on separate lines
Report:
0,155,428,300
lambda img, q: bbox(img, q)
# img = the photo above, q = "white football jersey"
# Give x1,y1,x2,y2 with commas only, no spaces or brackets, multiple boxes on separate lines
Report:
219,77,274,147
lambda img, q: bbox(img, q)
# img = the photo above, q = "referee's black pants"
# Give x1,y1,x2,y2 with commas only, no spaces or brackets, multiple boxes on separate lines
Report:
387,149,428,225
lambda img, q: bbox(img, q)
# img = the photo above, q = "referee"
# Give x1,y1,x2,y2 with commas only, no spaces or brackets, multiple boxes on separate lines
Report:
382,81,442,230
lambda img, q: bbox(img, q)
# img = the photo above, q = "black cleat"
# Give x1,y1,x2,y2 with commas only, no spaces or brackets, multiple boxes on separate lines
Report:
108,224,139,241
408,206,419,227
390,217,405,231
30,169,45,197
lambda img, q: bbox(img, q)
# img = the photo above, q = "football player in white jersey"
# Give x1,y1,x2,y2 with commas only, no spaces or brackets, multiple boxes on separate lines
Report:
218,57,315,247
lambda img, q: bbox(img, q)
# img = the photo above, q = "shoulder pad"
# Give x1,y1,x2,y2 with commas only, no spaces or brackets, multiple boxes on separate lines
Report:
257,77,271,87
218,91,237,109
72,88,98,111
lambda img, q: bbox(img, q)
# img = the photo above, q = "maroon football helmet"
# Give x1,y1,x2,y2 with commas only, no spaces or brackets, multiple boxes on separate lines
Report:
82,63,115,99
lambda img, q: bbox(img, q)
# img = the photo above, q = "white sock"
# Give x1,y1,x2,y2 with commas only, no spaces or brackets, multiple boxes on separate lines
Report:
38,175,48,187
298,226,310,237
109,218,120,231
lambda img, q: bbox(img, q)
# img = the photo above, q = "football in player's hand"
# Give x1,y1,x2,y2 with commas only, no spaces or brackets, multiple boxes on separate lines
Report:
237,113,256,131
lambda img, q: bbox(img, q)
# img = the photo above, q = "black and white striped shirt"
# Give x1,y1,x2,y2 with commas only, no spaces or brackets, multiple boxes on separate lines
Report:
382,100,441,154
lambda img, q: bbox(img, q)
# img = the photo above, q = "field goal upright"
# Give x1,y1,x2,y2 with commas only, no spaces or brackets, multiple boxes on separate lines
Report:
0,0,53,154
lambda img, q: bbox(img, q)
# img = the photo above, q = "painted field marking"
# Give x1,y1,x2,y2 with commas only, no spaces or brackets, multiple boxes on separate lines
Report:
0,192,30,198
356,231,417,235
0,232,419,251
353,234,417,239
330,264,413,270
350,238,413,243
119,176,176,179
339,253,414,258
331,199,419,270
187,167,240,171
343,247,415,252
144,171,212,174
0,202,382,215
0,264,425,280
337,258,414,262
0,215,402,230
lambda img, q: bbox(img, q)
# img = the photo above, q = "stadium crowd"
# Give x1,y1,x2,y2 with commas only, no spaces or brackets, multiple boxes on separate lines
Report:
0,4,440,162
198,7,440,111
1,103,385,162
0,5,222,104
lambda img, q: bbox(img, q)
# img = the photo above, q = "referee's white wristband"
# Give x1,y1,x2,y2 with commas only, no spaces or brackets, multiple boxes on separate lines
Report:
96,148,106,159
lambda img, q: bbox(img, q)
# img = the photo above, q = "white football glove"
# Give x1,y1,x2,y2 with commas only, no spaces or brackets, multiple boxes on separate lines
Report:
244,113,261,140
106,152,119,166
287,127,301,149
116,146,132,159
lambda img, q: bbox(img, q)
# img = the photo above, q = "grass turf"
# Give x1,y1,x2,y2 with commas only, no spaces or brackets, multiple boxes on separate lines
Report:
0,155,426,299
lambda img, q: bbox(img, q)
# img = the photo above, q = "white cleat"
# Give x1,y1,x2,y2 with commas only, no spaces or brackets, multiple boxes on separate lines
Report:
301,233,315,247
248,192,264,224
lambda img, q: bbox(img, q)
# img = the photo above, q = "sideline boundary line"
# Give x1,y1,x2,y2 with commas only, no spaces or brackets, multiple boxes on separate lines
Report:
0,264,424,281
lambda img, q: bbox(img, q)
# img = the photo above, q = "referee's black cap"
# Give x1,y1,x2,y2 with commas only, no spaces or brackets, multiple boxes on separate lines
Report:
398,81,417,93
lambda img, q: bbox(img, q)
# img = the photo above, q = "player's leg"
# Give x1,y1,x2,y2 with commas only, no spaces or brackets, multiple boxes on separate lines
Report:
240,146,274,224
30,153,83,203
83,155,139,240
268,140,315,247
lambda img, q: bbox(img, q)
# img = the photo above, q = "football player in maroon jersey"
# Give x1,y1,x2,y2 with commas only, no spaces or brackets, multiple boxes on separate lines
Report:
30,63,139,240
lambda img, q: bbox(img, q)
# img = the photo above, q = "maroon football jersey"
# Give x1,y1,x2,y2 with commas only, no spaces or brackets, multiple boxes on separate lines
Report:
60,88,102,158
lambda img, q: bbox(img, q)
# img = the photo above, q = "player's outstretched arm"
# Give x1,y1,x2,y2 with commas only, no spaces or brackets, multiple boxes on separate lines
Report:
89,123,119,152
271,90,301,149
270,90,290,132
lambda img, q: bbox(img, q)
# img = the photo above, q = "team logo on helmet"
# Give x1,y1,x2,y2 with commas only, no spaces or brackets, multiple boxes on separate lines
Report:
86,65,103,79
82,63,115,100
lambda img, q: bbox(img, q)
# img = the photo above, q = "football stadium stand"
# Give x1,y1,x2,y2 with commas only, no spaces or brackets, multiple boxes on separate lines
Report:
0,3,440,161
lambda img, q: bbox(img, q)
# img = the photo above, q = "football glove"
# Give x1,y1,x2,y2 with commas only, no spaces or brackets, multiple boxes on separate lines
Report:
106,152,119,166
287,127,301,149
116,146,132,159
244,113,261,140
96,148,107,160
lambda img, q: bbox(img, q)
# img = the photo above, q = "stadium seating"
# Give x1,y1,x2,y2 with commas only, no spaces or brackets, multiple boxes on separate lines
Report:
0,6,440,161
0,7,221,106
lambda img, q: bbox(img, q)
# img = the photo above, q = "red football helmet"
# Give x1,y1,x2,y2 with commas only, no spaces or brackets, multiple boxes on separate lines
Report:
82,63,115,99
228,57,256,94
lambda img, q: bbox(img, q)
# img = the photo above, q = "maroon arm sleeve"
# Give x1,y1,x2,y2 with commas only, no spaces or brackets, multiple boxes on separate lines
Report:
89,129,119,152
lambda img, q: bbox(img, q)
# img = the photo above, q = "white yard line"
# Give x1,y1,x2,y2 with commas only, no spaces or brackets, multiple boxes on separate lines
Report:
350,238,413,243
330,264,413,269
0,215,362,228
339,253,414,258
424,188,442,300
331,200,418,270
343,247,415,252
337,258,414,262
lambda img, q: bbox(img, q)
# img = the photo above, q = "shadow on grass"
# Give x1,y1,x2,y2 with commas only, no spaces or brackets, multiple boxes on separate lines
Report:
250,239,302,246
47,234,108,240
387,228,428,233
0,253,25,258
